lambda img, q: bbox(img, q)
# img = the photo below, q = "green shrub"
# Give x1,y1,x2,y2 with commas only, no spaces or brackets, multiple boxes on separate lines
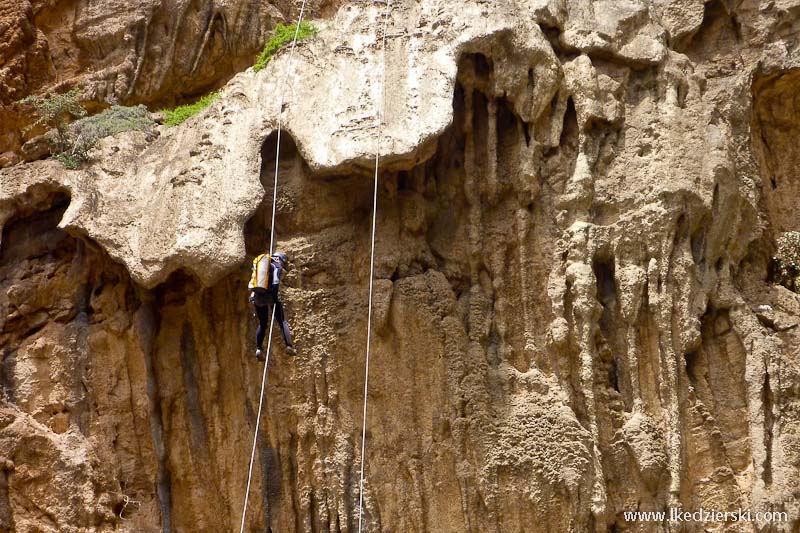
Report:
72,104,154,140
64,105,156,164
21,90,156,169
54,153,81,170
254,21,318,72
773,232,800,292
21,89,87,153
161,92,220,126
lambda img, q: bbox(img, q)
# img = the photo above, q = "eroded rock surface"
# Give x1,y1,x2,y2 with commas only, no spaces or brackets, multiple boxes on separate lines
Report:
0,0,345,160
1,0,800,531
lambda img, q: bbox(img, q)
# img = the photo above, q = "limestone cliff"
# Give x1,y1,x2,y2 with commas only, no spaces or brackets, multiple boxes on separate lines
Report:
1,0,800,531
0,0,344,164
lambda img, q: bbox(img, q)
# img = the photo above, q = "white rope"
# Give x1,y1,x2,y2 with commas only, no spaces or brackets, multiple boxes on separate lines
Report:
357,1,392,531
240,307,276,533
241,2,309,530
269,1,309,257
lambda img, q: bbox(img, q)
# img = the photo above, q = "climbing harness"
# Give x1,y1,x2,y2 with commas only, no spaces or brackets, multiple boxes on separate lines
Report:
357,1,392,531
240,2,309,531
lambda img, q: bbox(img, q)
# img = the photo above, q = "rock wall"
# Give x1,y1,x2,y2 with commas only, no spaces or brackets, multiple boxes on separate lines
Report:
1,0,800,531
0,0,344,163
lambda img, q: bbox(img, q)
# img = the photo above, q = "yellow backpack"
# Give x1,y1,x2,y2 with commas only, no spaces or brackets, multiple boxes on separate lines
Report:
248,254,272,292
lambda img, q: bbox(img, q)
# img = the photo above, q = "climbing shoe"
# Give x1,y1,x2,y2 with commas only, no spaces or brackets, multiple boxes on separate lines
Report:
255,348,266,362
286,346,297,356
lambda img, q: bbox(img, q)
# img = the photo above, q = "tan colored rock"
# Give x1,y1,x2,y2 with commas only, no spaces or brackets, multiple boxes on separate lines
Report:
0,0,800,531
0,0,345,157
651,0,706,46
0,152,19,168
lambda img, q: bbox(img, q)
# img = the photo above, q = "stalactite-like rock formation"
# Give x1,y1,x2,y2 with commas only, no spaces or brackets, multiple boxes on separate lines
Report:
1,0,800,531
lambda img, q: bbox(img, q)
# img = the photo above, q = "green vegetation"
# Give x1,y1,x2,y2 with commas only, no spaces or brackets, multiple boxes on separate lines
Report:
66,105,155,163
161,92,220,126
54,153,82,170
72,104,154,140
22,89,87,153
21,90,156,169
773,231,800,293
254,21,318,72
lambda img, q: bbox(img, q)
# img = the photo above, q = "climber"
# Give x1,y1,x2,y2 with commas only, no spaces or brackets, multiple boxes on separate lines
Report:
249,251,296,360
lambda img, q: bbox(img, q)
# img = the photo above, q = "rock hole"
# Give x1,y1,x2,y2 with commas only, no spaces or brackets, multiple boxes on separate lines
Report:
112,498,126,519
75,280,92,323
260,130,299,191
539,23,562,51
560,97,578,148
0,191,71,266
677,81,689,109
397,170,410,191
472,90,490,174
244,131,302,256
472,53,492,80
690,219,708,267
682,0,743,63
609,357,620,393
593,255,616,306
154,269,202,306
0,349,16,403
497,99,521,182
684,349,700,387
673,213,689,246
754,69,800,233
593,254,617,339
712,183,719,210
730,15,742,41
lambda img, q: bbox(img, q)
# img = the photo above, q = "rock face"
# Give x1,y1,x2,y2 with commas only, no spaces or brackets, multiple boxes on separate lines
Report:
2,0,800,531
0,0,344,161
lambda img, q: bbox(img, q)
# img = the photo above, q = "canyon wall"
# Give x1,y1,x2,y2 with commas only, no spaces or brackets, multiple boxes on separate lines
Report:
0,0,345,163
1,0,800,531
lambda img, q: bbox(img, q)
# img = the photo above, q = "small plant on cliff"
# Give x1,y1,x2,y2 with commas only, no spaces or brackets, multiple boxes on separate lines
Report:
22,89,87,153
62,105,156,168
62,105,156,164
53,153,82,170
773,232,800,293
21,90,155,168
253,21,318,72
161,92,221,126
72,105,154,140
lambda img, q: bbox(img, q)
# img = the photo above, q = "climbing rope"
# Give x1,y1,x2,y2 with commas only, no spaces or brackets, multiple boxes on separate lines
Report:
240,1,309,531
240,307,276,533
269,2,309,258
357,1,392,531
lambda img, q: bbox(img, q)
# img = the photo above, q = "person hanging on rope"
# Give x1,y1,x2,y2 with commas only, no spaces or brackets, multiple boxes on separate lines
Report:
249,251,296,360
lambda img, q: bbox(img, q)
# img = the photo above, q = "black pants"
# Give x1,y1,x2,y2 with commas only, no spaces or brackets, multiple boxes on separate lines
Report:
255,297,293,349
